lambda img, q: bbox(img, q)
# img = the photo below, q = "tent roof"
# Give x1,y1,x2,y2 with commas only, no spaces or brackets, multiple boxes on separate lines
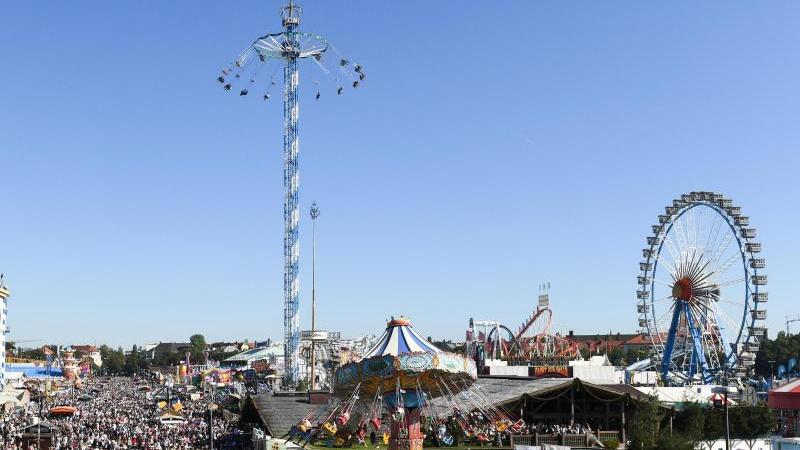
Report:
428,377,661,416
363,317,441,357
245,394,336,437
225,344,284,362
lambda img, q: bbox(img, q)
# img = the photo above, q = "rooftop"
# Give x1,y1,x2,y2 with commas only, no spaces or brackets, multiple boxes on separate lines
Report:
224,344,284,362
244,394,335,437
771,378,800,394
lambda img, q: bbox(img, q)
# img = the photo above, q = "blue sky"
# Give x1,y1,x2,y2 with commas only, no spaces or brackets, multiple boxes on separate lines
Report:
2,1,799,348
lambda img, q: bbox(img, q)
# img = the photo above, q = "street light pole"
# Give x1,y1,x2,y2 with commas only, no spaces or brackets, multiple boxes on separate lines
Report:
769,360,776,387
724,380,730,450
209,384,217,450
309,202,320,394
712,378,734,450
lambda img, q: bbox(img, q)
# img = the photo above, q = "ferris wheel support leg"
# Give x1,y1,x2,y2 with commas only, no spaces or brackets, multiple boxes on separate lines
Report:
685,307,712,383
662,302,684,382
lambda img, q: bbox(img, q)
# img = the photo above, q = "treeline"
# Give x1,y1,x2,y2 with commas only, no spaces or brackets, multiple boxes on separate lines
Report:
754,331,800,378
98,345,149,375
6,343,59,360
630,400,773,450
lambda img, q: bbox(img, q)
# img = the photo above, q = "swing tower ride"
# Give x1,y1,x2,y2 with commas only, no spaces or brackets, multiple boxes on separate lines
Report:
220,1,364,386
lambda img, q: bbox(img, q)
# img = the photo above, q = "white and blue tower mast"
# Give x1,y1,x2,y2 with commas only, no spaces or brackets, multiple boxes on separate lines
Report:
0,275,9,385
222,1,366,387
282,1,302,386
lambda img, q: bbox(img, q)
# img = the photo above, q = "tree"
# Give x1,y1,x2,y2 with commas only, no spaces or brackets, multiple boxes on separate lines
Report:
100,346,125,375
754,331,800,379
625,347,649,365
730,405,774,450
656,432,694,450
629,396,662,450
124,345,142,375
608,347,626,366
673,402,704,445
701,405,724,450
190,334,207,364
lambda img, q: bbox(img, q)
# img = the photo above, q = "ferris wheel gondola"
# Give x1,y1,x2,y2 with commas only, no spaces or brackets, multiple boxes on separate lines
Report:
636,192,767,385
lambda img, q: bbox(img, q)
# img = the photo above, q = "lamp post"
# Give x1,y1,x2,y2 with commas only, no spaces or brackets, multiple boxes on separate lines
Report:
309,202,320,394
208,385,217,450
712,379,735,450
769,360,776,387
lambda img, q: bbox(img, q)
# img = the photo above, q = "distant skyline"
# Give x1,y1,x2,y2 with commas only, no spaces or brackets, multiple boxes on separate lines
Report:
2,1,800,348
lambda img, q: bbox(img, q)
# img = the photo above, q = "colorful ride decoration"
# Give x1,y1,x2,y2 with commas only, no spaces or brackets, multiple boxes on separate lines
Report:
199,367,233,385
332,317,478,450
61,350,78,381
508,290,580,363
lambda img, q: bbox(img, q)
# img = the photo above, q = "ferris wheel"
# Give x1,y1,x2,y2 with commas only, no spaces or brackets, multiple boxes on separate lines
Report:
637,192,767,385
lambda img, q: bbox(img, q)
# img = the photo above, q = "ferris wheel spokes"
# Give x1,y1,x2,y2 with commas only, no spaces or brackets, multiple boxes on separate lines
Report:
637,192,766,386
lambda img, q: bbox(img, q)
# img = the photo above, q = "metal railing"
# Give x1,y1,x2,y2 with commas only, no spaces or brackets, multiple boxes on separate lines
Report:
510,431,621,448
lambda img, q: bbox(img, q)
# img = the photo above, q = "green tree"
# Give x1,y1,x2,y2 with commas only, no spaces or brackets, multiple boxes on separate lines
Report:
609,347,626,366
18,346,47,360
190,334,207,364
124,345,142,375
100,346,125,375
629,396,662,450
701,406,724,450
655,432,694,450
625,348,649,365
673,402,705,444
730,405,774,450
754,331,800,378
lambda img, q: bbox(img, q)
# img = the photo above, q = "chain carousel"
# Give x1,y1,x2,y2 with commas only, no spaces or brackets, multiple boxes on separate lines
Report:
289,316,523,450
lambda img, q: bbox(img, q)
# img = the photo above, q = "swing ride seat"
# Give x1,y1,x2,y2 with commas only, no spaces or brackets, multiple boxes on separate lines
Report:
322,422,338,436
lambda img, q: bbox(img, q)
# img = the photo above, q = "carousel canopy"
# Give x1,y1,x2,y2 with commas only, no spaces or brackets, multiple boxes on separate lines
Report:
363,317,442,358
335,316,476,397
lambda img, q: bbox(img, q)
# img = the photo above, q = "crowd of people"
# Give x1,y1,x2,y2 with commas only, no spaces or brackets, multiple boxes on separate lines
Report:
0,377,243,450
519,421,596,435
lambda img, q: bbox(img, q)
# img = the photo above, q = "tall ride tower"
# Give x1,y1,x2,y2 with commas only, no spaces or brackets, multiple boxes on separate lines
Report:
0,276,9,385
220,2,365,386
280,1,302,387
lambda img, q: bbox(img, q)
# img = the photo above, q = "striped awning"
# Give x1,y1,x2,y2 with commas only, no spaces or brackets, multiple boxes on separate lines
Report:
363,317,442,357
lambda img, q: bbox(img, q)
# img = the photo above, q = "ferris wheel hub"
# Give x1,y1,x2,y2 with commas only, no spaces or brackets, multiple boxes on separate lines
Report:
672,277,694,302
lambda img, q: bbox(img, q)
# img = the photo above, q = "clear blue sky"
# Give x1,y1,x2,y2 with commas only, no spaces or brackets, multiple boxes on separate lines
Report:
2,1,799,348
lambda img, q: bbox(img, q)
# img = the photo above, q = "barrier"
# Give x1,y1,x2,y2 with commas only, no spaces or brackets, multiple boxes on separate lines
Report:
511,431,621,448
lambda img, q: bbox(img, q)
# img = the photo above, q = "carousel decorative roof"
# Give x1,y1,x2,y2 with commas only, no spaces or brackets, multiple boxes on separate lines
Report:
334,316,477,397
363,317,442,358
